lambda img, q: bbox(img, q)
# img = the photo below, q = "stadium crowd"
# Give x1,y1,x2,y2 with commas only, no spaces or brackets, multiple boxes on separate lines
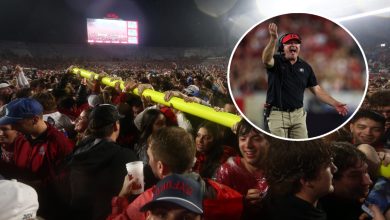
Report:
0,42,390,220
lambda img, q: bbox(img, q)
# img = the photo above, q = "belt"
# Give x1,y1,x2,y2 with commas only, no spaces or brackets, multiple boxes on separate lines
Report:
271,106,301,112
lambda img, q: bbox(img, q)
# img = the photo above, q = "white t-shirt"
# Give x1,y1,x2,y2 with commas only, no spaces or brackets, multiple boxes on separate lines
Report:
43,111,74,132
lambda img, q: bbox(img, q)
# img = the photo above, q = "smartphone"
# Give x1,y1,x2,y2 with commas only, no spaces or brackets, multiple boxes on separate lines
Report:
361,177,390,217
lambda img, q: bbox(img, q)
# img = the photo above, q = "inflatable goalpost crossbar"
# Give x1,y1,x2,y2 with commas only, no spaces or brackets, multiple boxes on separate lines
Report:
69,67,241,128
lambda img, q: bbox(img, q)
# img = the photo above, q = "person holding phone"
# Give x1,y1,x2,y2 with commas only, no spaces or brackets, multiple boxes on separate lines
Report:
362,204,390,220
215,119,271,219
362,177,390,219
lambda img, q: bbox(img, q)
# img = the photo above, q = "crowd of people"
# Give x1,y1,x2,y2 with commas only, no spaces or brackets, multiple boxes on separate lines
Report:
0,41,389,220
366,45,389,76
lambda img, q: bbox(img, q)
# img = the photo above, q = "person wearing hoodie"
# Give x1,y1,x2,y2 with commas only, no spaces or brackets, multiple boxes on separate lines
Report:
108,126,243,220
64,104,137,220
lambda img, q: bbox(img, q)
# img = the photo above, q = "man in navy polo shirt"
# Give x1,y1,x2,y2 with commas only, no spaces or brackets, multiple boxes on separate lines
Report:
261,23,348,139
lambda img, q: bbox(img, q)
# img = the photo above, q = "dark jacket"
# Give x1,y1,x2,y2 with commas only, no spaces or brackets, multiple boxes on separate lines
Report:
262,195,327,220
68,137,137,220
320,194,363,220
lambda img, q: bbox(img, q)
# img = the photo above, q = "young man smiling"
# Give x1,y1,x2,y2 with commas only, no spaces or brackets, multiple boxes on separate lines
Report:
349,109,386,150
216,119,270,219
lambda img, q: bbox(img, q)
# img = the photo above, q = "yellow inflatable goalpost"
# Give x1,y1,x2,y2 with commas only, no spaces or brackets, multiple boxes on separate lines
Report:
69,67,241,128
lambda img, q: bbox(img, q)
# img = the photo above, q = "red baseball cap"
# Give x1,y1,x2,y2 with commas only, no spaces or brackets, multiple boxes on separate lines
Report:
282,33,301,44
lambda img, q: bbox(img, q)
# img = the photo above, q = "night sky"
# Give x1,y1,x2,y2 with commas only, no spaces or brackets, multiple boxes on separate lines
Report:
0,0,235,47
0,0,388,48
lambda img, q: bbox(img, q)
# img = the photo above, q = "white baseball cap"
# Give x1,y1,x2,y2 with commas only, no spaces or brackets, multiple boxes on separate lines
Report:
0,83,10,89
0,180,39,220
87,94,103,107
183,85,200,97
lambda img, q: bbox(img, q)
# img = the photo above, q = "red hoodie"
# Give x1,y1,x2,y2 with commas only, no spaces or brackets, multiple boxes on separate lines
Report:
107,176,243,220
10,123,74,181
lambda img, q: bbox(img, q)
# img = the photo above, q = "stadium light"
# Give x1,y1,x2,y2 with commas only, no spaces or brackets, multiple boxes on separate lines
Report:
255,0,390,20
335,7,390,22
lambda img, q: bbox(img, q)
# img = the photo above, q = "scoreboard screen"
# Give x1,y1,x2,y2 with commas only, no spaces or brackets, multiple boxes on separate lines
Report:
87,18,138,44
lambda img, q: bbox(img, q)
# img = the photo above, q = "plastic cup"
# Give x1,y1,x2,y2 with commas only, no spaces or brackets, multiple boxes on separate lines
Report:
126,161,144,194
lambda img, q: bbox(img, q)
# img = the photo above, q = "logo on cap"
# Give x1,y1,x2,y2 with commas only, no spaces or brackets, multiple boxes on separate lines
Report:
140,174,203,214
282,33,301,44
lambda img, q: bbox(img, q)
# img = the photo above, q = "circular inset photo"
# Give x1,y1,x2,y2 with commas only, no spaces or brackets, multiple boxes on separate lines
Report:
228,13,368,140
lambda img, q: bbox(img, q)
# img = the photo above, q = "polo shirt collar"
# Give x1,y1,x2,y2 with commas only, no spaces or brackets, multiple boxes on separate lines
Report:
281,55,302,63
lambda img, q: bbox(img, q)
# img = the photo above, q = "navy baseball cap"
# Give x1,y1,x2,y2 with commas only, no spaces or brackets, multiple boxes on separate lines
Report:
140,174,203,214
282,33,301,44
0,98,43,125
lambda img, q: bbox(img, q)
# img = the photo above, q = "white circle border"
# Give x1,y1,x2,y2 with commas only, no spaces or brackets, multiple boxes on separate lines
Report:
227,12,369,142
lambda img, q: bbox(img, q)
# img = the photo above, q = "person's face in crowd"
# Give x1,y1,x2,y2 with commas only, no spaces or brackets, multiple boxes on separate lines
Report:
153,114,166,134
378,106,390,130
378,106,390,120
195,127,214,153
238,129,269,167
11,117,37,135
308,160,338,198
147,142,162,179
112,120,121,141
0,125,18,144
15,65,23,73
0,87,12,97
194,78,201,87
283,40,301,61
132,105,143,118
74,110,89,133
333,160,372,201
146,202,201,220
350,118,384,145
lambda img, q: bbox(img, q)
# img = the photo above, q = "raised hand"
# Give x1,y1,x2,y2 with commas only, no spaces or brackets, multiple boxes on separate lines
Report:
123,79,138,93
164,90,182,102
137,84,154,97
268,23,278,39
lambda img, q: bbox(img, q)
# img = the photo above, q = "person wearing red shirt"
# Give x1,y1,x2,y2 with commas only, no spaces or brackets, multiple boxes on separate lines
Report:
0,124,19,163
0,98,74,219
193,121,237,179
216,119,270,219
0,98,74,179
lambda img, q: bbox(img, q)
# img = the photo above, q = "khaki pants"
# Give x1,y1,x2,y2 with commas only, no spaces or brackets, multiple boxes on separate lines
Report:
267,107,308,139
